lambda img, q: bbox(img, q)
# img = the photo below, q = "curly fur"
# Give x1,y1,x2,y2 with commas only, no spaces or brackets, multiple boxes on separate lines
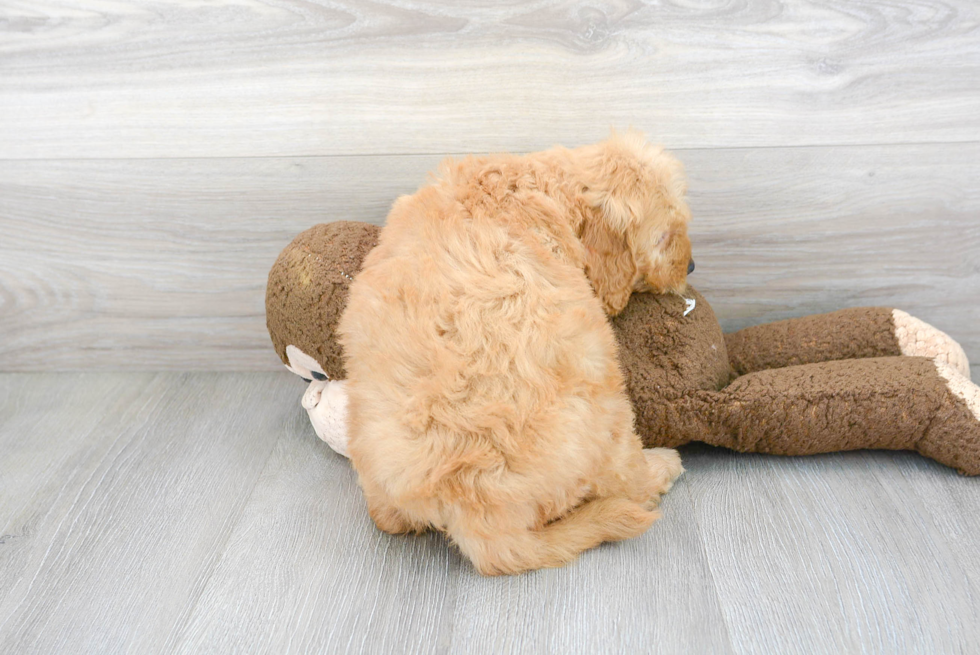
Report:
337,132,691,575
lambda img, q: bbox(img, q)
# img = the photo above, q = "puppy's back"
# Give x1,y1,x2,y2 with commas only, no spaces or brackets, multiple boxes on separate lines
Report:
339,176,627,520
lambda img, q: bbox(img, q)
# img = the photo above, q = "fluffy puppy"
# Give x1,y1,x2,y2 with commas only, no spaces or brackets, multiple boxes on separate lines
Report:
338,132,692,575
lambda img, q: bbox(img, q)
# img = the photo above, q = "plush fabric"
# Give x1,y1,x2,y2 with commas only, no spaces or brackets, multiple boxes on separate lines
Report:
267,221,378,380
267,221,980,475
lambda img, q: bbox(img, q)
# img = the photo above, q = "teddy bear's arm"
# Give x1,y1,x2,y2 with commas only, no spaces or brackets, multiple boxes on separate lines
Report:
724,307,970,379
680,355,980,475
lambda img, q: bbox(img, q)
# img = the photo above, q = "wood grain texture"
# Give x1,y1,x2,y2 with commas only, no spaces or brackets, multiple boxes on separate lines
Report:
444,486,734,654
3,372,980,653
1,0,979,158
686,144,980,349
173,412,462,655
0,373,148,525
0,155,432,371
0,373,289,654
682,445,980,654
1,143,977,371
184,444,730,654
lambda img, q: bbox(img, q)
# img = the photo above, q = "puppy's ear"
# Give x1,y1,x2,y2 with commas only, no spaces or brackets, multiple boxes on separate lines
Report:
580,215,637,316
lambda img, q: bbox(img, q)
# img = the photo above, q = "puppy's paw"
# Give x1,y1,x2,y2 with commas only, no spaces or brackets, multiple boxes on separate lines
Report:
643,447,685,505
369,504,416,535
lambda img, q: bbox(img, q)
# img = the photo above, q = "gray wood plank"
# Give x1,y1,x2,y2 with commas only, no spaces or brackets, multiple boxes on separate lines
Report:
0,154,432,372
0,372,289,654
868,451,980,594
3,372,980,653
683,445,980,654
1,0,979,158
686,144,980,355
175,380,732,655
0,373,150,527
1,143,977,371
172,402,462,655
446,476,734,654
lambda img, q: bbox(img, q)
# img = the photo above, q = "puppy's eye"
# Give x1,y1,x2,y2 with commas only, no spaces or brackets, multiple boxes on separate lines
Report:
301,377,312,383
311,371,327,381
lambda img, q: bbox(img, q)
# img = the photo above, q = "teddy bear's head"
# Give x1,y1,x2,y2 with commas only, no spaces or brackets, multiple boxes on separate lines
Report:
266,221,381,381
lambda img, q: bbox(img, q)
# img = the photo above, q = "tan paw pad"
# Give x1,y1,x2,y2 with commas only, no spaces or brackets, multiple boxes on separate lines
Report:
893,309,971,379
935,361,980,422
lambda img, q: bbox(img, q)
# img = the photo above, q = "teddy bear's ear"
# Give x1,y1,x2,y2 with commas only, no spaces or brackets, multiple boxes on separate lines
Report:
579,213,637,316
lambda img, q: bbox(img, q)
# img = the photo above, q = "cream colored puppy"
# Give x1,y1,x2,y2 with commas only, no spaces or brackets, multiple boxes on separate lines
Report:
338,132,692,575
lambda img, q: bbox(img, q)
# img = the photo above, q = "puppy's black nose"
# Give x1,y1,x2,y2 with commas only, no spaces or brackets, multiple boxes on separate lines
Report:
687,259,696,274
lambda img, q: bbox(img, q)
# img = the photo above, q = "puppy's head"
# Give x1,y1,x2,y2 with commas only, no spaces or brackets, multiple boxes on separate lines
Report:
574,130,693,315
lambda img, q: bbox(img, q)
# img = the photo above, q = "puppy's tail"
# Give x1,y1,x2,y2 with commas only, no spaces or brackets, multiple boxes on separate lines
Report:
451,497,659,576
536,496,660,556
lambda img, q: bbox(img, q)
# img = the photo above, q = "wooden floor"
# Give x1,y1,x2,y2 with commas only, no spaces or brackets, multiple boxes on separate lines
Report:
2,370,979,654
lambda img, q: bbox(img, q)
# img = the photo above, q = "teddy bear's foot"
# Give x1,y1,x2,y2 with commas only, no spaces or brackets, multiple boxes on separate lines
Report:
918,361,980,475
893,309,971,379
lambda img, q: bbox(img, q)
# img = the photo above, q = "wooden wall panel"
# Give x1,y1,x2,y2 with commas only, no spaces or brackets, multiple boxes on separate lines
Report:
2,143,976,370
1,0,979,158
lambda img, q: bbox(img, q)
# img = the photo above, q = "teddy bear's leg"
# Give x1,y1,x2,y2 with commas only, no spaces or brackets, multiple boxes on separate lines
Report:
684,356,980,475
724,307,970,379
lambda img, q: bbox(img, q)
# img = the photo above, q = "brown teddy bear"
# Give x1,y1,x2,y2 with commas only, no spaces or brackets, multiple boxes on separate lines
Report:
267,221,980,474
